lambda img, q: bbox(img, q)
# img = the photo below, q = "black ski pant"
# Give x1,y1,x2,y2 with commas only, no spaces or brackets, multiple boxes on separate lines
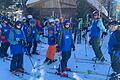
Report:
0,42,9,57
58,51,71,72
27,41,37,54
10,53,24,71
90,37,105,61
111,54,120,74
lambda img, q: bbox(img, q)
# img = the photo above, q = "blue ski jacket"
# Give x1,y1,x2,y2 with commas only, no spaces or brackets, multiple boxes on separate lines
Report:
90,19,106,39
48,26,56,45
60,28,73,52
9,28,25,54
108,30,120,57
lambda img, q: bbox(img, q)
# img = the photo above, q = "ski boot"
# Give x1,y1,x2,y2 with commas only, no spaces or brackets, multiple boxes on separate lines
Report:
16,68,24,73
109,73,119,80
47,59,57,65
9,69,17,74
64,67,71,71
44,58,50,63
56,71,68,77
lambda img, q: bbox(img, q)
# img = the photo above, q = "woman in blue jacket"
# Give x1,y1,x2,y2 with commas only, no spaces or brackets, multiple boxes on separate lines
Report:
9,21,26,74
57,20,75,77
108,21,120,79
89,11,107,62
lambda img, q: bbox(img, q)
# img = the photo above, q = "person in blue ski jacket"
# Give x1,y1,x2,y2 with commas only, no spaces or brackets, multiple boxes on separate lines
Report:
27,19,39,56
9,21,26,73
108,21,120,78
21,17,28,39
57,20,75,77
0,16,11,58
44,18,57,65
89,11,107,62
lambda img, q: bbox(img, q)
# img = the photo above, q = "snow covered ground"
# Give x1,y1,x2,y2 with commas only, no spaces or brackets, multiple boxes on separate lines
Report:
0,35,113,80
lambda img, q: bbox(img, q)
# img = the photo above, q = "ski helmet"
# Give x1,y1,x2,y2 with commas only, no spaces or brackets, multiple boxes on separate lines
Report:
64,20,71,28
15,21,22,29
110,21,119,26
49,18,55,23
93,10,100,16
27,15,33,19
22,17,26,20
55,18,59,22
64,20,70,24
15,21,21,25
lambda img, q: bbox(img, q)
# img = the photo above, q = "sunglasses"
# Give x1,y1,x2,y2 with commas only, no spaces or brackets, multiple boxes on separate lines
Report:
65,23,70,25
94,15,98,16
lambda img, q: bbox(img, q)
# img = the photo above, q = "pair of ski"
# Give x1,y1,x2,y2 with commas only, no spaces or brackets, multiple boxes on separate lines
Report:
48,68,110,78
3,56,12,61
12,71,41,80
75,58,110,65
47,71,77,80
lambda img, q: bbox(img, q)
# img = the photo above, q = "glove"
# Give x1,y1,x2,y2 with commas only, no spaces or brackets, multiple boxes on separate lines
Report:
89,40,92,45
72,44,75,51
101,32,108,38
57,46,61,52
103,32,108,35
73,47,75,51
18,39,27,46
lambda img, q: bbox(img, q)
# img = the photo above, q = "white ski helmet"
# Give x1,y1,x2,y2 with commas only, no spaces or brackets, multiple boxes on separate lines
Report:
49,18,55,23
22,17,26,20
27,15,33,19
55,18,59,22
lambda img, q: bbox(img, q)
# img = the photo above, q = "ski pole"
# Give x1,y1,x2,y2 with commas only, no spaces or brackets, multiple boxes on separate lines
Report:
106,66,111,80
85,37,87,57
73,51,78,68
57,52,62,72
105,54,120,80
25,48,35,69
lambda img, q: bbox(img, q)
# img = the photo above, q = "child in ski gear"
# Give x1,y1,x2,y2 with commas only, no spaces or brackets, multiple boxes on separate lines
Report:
21,17,28,39
44,19,57,65
0,16,11,58
55,18,62,52
89,11,107,62
27,19,39,56
57,20,75,77
9,21,26,73
108,21,120,79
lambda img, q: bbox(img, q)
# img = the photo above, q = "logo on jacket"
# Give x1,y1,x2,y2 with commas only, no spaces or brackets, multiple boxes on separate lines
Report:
65,35,70,39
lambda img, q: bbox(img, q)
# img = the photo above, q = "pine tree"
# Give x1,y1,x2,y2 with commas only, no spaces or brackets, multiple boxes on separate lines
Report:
0,0,13,9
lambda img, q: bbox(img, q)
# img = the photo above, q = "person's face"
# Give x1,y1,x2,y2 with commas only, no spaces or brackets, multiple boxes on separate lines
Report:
93,14,99,19
4,20,8,24
65,23,70,28
16,24,21,29
109,25,118,32
23,19,26,23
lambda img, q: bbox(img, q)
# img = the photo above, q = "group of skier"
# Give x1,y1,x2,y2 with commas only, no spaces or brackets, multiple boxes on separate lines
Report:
0,15,43,74
0,10,120,79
